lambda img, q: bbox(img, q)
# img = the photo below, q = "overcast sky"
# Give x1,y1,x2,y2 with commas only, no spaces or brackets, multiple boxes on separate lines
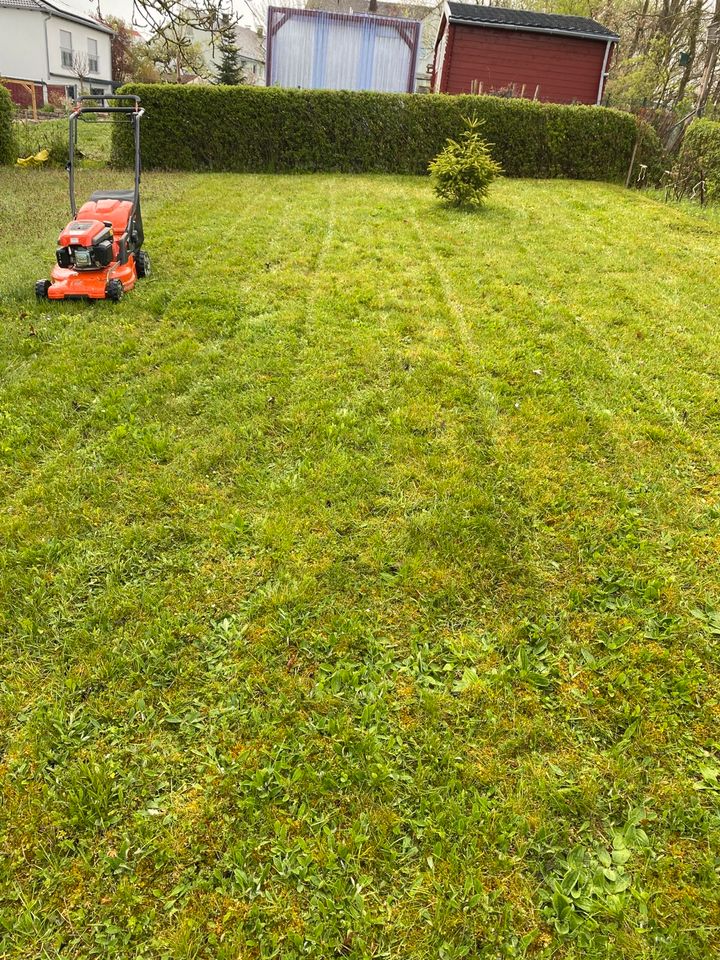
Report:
63,0,135,23
60,0,254,29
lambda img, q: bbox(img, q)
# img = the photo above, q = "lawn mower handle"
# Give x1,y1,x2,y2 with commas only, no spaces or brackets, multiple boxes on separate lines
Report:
71,94,141,109
68,97,144,221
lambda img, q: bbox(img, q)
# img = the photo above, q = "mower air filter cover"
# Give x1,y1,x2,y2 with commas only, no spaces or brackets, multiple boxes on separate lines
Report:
58,219,112,248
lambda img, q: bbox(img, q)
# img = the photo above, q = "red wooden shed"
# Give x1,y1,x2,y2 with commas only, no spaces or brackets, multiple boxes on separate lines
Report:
431,3,619,105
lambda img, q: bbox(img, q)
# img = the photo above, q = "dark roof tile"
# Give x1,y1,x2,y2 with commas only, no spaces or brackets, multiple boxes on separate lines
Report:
446,3,618,41
0,0,114,31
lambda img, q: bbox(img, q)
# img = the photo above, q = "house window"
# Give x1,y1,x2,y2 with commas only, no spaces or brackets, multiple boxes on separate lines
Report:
60,29,73,68
88,37,99,74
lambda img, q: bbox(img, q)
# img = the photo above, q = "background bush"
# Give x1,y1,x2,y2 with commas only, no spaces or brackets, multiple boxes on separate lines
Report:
675,118,720,200
0,85,14,165
112,84,662,182
13,120,69,165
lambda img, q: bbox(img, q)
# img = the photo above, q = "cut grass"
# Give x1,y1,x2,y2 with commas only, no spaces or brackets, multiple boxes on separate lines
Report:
1,169,720,959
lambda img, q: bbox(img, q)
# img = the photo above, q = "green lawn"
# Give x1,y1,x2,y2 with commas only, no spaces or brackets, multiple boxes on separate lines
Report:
1,169,720,959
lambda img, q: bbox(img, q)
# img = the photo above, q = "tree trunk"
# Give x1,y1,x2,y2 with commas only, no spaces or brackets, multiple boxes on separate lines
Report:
676,0,703,105
629,0,651,58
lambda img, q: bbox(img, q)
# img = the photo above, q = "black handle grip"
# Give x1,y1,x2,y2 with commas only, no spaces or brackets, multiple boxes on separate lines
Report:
74,106,141,113
77,94,141,102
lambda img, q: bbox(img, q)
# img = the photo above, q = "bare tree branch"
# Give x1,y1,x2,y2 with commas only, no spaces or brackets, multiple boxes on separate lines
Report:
132,0,236,80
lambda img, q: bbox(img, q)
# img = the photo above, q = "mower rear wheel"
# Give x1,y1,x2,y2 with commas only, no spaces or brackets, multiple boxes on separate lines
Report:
136,250,151,279
105,279,124,303
35,279,50,300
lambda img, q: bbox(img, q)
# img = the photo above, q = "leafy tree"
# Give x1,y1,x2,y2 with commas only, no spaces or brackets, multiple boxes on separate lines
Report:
131,47,162,84
147,37,209,81
106,16,139,83
103,16,161,84
605,38,670,108
598,0,720,116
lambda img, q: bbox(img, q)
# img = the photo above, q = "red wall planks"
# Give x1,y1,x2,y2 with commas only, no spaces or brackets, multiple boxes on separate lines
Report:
2,80,43,108
1,80,66,108
435,23,610,105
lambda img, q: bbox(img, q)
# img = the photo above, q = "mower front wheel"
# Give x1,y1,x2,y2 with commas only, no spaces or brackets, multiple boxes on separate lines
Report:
35,279,50,300
136,250,151,279
105,279,124,303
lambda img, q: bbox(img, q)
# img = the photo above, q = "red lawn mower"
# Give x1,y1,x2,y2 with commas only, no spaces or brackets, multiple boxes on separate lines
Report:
36,95,150,303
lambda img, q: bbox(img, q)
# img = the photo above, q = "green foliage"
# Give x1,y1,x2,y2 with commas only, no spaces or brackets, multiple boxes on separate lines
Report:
215,13,241,85
677,118,720,201
147,37,209,81
112,83,654,181
14,120,69,165
0,84,14,164
105,15,162,85
605,38,670,111
429,115,502,207
541,810,650,945
636,115,667,182
12,118,111,168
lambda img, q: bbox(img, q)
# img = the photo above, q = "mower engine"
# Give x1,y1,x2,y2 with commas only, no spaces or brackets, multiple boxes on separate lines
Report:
56,219,115,271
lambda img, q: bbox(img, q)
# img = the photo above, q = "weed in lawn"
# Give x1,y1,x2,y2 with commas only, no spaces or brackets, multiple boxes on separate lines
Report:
56,758,123,831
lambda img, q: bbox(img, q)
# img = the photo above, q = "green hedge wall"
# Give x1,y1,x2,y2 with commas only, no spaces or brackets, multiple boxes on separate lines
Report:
112,84,661,181
676,118,720,201
0,85,14,165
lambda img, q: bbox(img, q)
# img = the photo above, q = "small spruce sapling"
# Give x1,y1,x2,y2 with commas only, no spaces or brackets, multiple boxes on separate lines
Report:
216,14,242,85
429,116,502,208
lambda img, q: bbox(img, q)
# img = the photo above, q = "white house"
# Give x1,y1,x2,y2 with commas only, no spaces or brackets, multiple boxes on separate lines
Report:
0,0,113,107
235,25,265,85
184,22,265,86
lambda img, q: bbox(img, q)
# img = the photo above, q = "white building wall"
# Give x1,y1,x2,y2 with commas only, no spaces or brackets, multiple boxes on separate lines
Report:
0,9,47,82
0,8,112,95
46,15,112,89
243,59,265,85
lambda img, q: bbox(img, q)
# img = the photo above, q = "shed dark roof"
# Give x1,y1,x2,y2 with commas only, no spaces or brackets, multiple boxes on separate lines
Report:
446,3,618,41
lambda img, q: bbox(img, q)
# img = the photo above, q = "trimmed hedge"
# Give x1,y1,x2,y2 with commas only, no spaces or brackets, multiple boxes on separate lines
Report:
676,118,720,201
113,84,661,182
0,85,14,165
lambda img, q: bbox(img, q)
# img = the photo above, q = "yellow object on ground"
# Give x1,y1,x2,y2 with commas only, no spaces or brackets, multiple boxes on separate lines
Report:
16,148,49,167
